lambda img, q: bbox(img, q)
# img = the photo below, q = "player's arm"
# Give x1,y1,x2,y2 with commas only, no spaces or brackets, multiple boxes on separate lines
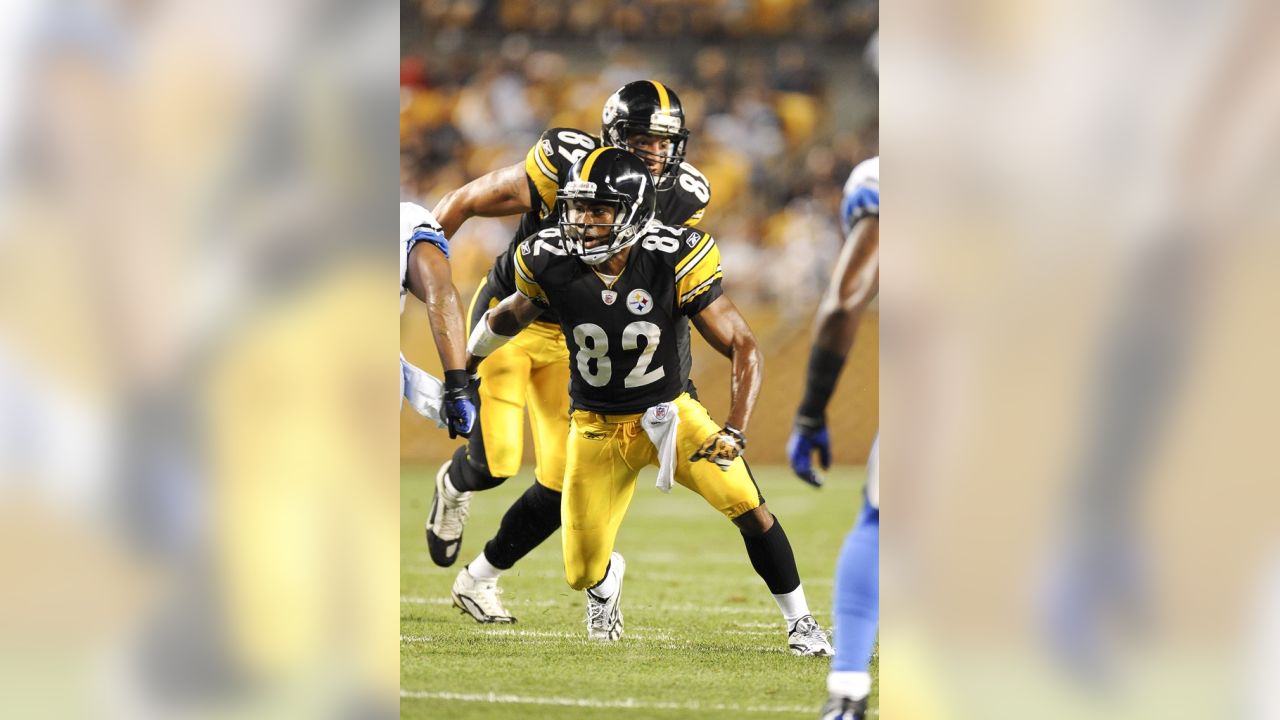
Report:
431,162,533,238
464,242,548,374
405,242,468,373
464,291,543,374
687,295,762,471
691,296,763,432
404,238,475,439
800,215,879,415
789,215,879,486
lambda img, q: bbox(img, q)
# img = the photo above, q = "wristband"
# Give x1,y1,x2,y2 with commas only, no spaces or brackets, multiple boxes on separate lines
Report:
466,310,515,357
443,369,470,391
797,346,847,421
723,425,746,450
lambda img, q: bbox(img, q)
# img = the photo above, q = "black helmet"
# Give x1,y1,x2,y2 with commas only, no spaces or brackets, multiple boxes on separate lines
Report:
557,148,657,265
601,80,690,189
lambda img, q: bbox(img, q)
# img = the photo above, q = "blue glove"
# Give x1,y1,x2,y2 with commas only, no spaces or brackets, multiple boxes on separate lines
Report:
442,370,476,439
787,421,830,488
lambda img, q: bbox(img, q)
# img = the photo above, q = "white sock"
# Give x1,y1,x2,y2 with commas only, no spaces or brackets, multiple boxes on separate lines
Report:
588,562,620,600
772,585,811,626
827,671,871,701
467,552,503,581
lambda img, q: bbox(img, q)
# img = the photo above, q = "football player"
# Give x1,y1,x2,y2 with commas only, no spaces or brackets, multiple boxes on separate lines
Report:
400,201,475,439
466,148,832,653
786,157,879,719
429,81,712,623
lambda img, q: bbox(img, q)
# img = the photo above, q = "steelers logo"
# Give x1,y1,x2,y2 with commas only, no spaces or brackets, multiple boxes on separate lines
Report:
626,289,653,315
602,97,621,126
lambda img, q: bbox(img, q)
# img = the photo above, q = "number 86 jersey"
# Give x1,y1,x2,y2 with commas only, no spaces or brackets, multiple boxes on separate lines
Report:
512,223,724,414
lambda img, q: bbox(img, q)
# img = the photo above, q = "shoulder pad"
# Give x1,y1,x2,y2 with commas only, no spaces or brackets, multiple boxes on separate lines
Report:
400,202,448,290
527,128,602,217
665,162,711,224
841,156,879,232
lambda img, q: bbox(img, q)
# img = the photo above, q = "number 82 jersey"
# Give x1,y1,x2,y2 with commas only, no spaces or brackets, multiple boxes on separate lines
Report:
512,223,723,414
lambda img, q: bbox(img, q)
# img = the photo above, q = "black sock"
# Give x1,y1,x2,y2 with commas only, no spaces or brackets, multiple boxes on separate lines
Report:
742,516,801,595
447,445,508,492
483,482,563,569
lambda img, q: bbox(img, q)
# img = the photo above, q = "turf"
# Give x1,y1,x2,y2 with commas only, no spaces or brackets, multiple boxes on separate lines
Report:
401,464,877,719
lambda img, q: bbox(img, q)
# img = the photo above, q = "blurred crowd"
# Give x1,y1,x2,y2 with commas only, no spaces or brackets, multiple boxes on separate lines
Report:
414,0,876,42
401,7,878,311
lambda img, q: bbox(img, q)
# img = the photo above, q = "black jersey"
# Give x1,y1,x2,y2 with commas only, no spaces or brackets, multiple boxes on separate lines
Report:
512,223,723,414
484,127,712,325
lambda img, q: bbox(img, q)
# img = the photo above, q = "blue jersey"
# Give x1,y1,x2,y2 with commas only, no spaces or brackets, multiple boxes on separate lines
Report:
840,156,879,235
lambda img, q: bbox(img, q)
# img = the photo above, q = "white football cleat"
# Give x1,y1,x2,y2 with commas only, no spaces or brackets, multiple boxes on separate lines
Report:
426,460,471,567
586,553,626,641
451,567,516,624
788,614,833,656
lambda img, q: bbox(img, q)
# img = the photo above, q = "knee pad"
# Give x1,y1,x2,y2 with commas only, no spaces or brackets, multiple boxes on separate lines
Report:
526,483,562,520
497,483,561,540
449,445,509,492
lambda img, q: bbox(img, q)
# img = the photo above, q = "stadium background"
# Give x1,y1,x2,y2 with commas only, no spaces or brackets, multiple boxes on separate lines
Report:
400,0,879,466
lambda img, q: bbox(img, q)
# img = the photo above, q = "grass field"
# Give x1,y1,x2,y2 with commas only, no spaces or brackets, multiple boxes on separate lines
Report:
401,463,877,719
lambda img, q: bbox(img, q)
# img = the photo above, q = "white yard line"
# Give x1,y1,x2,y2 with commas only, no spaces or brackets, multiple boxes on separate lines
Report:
403,629,675,641
402,564,832,586
399,689,816,714
400,633,783,653
400,595,789,615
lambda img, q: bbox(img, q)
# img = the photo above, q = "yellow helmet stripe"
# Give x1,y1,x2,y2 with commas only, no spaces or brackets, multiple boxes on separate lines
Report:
578,147,609,181
650,80,670,111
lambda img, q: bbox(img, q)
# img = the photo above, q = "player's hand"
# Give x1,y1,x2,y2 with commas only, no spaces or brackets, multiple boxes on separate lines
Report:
690,426,746,472
442,370,476,439
787,420,830,488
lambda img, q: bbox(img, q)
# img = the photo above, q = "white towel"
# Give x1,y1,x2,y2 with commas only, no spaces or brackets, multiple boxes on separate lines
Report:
401,354,446,428
641,402,680,493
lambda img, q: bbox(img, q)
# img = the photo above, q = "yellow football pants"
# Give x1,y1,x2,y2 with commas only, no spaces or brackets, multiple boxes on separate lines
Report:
470,281,570,490
561,393,762,590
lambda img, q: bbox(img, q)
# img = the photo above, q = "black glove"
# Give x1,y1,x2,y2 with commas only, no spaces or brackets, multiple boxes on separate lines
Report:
787,417,831,488
442,369,476,439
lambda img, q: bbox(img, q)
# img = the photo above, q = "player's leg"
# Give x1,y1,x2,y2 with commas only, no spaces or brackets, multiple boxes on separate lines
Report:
476,349,570,566
562,411,645,640
453,338,571,622
672,393,832,656
825,436,879,717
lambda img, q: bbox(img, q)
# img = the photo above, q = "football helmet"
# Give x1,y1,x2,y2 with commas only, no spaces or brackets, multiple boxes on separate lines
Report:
557,148,656,266
601,80,689,189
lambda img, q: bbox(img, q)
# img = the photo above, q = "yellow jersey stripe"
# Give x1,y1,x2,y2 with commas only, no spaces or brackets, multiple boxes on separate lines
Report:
679,271,723,306
685,209,705,227
578,147,609,181
675,236,715,283
513,252,546,304
534,142,557,180
524,145,558,213
465,277,488,338
514,249,535,282
675,241,722,305
674,233,713,275
650,80,670,111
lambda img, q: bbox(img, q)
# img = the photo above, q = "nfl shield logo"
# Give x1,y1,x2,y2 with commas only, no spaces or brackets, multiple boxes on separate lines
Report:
601,290,617,305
